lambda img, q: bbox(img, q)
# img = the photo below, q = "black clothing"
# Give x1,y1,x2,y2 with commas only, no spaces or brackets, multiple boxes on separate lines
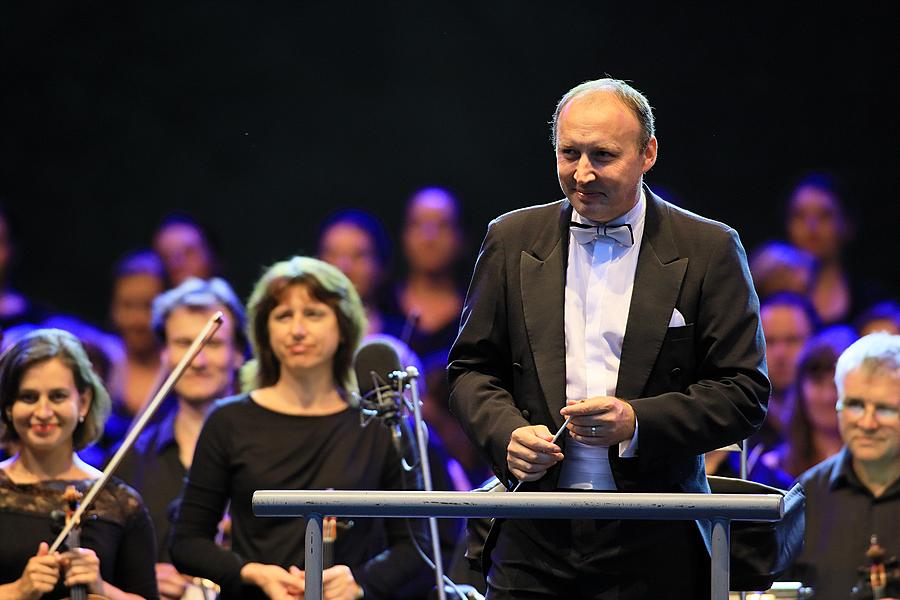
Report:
116,404,186,563
0,470,158,599
487,517,709,600
448,191,769,596
790,447,900,600
170,394,431,600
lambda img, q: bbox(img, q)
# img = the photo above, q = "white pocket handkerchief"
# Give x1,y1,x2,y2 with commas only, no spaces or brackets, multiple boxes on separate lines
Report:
668,308,686,328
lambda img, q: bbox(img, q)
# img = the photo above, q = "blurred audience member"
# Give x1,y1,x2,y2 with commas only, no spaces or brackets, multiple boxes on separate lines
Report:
117,277,247,600
152,213,220,287
317,209,400,336
786,173,879,324
0,202,49,330
766,326,858,478
396,186,467,358
421,352,491,488
788,332,900,600
856,300,900,337
760,292,820,435
109,250,165,417
749,240,817,301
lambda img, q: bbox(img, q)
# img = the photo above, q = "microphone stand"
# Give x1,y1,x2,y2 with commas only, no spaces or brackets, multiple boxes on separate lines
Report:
393,366,447,600
49,311,225,552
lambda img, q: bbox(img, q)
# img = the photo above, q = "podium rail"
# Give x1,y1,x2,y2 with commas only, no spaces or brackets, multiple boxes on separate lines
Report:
252,489,784,600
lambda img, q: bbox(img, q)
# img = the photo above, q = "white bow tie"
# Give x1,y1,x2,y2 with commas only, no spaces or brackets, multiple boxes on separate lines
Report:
569,221,634,247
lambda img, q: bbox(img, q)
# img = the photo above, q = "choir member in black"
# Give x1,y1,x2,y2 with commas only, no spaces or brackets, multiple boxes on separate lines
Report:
170,257,431,600
0,328,157,600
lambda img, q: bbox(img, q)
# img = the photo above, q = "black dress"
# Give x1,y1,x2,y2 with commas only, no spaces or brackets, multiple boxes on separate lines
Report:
170,394,433,600
0,471,158,599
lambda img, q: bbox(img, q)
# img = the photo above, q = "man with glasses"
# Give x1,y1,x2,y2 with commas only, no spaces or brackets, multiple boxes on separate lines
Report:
790,332,900,600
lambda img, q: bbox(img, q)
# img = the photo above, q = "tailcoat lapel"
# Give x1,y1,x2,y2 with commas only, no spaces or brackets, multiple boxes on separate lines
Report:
520,201,572,429
616,190,689,400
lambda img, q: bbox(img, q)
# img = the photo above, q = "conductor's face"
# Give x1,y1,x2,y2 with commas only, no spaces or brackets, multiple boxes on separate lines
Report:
556,91,657,223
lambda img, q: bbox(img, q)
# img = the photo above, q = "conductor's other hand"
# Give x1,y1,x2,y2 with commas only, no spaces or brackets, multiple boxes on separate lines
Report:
560,396,635,446
507,425,564,482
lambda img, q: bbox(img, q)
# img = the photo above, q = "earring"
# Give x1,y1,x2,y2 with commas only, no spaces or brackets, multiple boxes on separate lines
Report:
78,415,85,424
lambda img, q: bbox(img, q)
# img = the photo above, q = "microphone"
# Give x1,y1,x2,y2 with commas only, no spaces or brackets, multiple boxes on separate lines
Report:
352,339,408,454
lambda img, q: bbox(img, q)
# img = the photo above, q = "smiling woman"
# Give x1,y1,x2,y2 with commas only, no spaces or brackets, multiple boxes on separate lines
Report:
0,328,158,600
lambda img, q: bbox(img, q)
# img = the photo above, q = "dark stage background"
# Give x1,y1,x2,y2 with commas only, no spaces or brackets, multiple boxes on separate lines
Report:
1,2,896,326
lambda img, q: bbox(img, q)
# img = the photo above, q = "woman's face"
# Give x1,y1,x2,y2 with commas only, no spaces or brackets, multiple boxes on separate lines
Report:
111,273,164,354
788,186,844,261
802,368,839,435
154,223,214,286
9,357,90,455
267,284,341,380
319,223,382,301
402,192,462,275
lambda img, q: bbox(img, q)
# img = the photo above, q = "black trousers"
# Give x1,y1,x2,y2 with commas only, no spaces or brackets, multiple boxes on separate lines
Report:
486,517,710,600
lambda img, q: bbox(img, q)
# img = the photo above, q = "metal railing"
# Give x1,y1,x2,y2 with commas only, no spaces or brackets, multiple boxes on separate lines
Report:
252,490,784,600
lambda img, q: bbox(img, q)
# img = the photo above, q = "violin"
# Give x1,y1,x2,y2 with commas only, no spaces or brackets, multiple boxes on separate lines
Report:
51,485,107,600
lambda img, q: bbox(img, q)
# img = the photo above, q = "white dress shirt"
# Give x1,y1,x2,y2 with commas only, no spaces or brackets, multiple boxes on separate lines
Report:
558,189,645,490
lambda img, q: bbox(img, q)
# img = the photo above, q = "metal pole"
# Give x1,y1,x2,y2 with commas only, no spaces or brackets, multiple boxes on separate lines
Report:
254,490,784,522
710,518,731,600
404,366,447,600
254,490,784,600
305,514,324,600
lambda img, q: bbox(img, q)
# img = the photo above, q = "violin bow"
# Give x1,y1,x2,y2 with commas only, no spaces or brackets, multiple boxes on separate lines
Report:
49,311,225,553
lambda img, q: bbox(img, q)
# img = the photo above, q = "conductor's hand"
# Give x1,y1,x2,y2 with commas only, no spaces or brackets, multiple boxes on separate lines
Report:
561,397,636,446
507,425,564,482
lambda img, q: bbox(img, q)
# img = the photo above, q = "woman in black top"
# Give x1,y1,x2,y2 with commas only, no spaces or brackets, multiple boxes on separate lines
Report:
171,257,429,600
0,329,157,600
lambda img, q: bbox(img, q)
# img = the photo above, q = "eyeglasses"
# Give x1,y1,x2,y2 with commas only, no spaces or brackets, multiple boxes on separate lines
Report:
836,399,900,423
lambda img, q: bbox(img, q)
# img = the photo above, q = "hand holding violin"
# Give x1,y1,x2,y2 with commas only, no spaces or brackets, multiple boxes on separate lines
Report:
5,542,61,600
60,546,104,595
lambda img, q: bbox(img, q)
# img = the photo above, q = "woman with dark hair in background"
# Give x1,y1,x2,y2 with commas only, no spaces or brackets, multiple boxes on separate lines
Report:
152,214,220,288
0,329,157,600
170,257,430,600
317,209,401,337
766,326,858,478
108,250,166,419
395,187,467,359
785,173,882,325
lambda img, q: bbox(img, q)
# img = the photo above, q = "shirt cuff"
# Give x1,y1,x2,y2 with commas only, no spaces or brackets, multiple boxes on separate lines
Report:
618,417,639,457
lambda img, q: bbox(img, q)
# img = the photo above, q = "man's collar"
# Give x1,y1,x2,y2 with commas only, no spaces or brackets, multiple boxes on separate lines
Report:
828,447,860,491
829,446,900,499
